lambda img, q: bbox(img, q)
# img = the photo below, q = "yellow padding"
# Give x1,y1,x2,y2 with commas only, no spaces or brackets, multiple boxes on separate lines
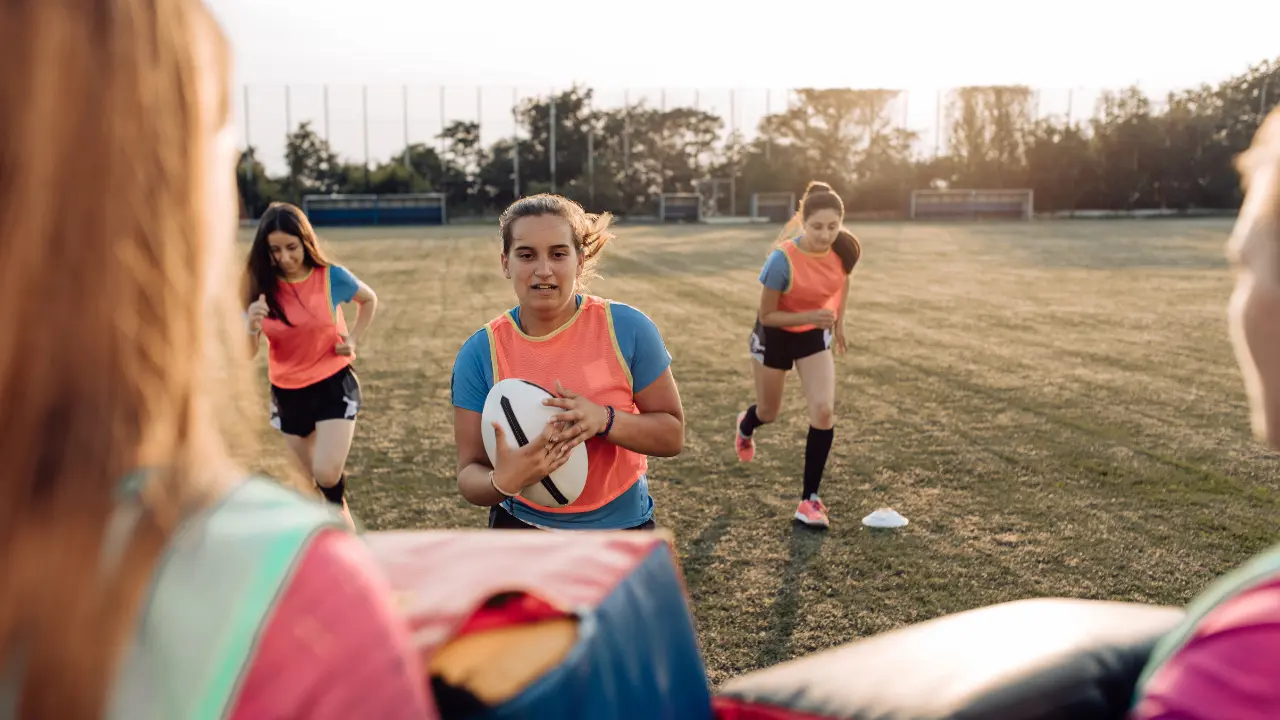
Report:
428,618,580,705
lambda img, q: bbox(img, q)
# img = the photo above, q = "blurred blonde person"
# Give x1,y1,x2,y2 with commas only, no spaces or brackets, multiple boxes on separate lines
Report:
1129,107,1280,720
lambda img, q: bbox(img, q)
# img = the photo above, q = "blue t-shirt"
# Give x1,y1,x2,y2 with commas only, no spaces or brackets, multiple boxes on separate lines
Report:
329,265,361,308
451,297,672,530
759,244,793,292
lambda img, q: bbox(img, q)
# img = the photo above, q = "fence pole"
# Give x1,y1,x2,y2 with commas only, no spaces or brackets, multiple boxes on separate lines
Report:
550,88,557,194
243,86,251,151
934,89,942,157
765,88,772,162
242,86,254,208
512,87,520,200
403,85,411,171
362,85,370,191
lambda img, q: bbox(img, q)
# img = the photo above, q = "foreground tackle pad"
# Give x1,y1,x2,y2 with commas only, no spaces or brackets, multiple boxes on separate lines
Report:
365,529,714,720
713,598,1183,720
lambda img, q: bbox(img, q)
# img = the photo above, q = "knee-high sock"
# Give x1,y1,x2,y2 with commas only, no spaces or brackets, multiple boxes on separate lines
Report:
802,427,834,500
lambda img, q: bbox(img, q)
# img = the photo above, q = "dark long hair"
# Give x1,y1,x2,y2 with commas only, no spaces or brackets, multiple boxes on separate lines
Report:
775,181,862,274
243,202,333,326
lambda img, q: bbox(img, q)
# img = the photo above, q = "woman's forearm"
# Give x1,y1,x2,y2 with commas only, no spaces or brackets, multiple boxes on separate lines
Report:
457,461,507,507
603,409,683,457
759,310,814,328
348,297,378,343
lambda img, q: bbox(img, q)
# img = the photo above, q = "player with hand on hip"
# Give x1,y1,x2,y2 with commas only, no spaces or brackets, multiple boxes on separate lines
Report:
735,181,861,529
244,202,379,527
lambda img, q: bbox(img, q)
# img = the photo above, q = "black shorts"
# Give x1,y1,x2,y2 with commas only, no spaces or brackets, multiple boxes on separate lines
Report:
269,365,362,437
487,504,657,531
749,319,832,371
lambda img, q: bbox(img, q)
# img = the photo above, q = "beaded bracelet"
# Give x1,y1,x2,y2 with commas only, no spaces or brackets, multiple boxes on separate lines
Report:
489,470,517,498
596,405,616,438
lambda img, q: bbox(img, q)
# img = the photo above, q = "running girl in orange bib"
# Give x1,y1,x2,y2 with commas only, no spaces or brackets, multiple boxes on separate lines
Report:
244,203,379,526
734,182,861,528
451,194,685,530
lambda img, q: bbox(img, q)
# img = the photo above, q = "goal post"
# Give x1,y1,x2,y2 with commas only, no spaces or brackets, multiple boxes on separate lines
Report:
658,193,703,223
695,178,736,218
750,192,797,223
302,193,448,227
909,189,1034,221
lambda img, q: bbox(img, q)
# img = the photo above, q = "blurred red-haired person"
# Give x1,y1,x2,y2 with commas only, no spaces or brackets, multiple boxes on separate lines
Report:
0,1,431,717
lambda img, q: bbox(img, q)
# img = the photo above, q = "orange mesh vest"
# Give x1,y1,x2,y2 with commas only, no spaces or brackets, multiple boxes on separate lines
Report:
485,295,647,514
775,240,846,333
261,266,352,389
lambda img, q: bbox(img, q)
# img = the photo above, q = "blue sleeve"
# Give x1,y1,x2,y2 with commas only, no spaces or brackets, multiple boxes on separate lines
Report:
759,249,790,292
450,329,494,413
609,303,672,394
329,265,360,305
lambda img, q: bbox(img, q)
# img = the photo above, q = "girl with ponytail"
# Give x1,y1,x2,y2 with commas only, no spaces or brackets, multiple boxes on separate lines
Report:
734,181,861,528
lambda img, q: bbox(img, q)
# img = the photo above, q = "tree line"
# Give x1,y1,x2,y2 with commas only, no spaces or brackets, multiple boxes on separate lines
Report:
237,57,1278,219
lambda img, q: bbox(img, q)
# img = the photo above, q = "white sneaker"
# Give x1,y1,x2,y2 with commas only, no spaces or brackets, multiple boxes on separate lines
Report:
862,507,908,529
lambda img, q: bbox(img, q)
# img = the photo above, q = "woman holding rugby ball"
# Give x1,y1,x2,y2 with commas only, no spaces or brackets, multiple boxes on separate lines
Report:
734,181,860,529
450,194,685,530
245,202,379,526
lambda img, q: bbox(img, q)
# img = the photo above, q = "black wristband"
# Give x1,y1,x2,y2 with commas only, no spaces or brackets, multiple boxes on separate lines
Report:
596,405,616,438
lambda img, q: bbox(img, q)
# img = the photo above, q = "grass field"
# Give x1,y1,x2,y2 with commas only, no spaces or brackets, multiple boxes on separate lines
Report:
242,217,1278,687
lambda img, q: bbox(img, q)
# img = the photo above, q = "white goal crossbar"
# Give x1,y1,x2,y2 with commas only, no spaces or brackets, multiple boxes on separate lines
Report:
750,192,797,222
909,189,1034,221
658,193,703,223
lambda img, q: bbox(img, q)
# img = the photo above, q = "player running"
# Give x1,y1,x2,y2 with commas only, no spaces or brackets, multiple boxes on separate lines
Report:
450,194,685,530
734,181,861,529
244,202,379,527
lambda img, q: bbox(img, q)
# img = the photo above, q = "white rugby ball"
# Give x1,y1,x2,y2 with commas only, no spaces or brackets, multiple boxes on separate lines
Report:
481,378,589,508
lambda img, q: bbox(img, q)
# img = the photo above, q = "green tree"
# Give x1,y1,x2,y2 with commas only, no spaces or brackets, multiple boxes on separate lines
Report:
282,121,344,201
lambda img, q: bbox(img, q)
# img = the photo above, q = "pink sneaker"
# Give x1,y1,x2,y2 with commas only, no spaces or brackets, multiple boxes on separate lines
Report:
795,497,830,528
735,411,755,462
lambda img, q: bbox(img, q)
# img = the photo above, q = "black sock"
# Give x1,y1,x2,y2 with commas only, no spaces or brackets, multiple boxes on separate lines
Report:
739,405,767,437
318,474,346,505
802,427,834,500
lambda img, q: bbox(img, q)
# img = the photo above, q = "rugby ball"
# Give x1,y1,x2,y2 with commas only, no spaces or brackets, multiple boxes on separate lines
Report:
481,378,589,508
